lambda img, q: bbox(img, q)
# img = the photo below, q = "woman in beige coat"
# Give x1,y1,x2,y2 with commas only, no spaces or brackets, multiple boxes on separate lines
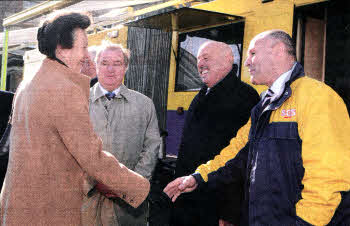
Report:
0,12,149,226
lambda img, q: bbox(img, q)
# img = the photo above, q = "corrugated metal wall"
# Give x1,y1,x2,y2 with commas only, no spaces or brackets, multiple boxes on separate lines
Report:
125,27,172,132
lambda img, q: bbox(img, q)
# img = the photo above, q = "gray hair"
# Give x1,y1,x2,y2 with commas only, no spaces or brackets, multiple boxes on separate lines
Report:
88,45,98,61
95,40,131,69
266,30,296,59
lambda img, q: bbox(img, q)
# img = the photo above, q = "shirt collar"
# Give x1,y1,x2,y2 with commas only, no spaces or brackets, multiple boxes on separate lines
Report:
205,88,210,95
98,84,121,96
265,62,297,101
91,83,129,103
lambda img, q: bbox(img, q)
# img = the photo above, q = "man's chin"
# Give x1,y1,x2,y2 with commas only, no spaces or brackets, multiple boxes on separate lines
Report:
201,80,209,87
250,77,255,84
250,77,259,85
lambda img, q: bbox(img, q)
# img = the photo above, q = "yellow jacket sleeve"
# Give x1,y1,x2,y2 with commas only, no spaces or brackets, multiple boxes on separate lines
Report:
295,79,350,225
195,118,251,182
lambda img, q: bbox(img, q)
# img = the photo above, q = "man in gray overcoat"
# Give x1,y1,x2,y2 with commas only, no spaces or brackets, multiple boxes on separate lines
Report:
82,41,161,226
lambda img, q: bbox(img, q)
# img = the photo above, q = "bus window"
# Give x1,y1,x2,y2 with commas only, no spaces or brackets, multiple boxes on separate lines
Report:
175,22,244,92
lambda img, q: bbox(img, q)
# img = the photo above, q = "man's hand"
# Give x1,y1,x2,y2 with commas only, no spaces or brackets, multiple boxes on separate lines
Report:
163,175,198,202
95,183,118,198
219,219,235,226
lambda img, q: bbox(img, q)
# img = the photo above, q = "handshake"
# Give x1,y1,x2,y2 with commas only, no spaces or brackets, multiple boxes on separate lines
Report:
163,175,198,202
92,174,198,202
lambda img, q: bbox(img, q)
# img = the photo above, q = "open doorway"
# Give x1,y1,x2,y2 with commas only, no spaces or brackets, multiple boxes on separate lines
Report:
294,0,350,115
293,2,327,82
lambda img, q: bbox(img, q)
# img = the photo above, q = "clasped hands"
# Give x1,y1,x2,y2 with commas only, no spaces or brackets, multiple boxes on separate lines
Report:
163,175,198,202
95,183,118,198
96,175,198,201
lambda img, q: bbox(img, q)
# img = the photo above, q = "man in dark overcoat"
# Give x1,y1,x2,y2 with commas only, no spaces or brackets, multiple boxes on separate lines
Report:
172,41,260,226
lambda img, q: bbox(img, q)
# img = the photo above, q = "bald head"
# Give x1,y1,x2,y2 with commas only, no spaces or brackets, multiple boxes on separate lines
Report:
244,30,296,87
197,41,234,88
253,30,296,60
197,41,234,62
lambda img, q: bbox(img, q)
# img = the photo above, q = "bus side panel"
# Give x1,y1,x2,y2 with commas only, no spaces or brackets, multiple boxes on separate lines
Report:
166,110,187,156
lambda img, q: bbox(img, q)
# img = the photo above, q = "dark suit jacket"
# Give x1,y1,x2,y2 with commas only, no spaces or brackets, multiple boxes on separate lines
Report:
173,66,260,225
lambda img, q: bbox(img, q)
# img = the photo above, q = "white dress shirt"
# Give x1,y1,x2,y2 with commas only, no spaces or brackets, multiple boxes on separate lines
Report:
263,62,297,103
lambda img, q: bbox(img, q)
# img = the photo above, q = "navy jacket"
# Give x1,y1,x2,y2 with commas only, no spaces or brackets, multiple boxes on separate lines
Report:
194,63,350,225
174,66,260,225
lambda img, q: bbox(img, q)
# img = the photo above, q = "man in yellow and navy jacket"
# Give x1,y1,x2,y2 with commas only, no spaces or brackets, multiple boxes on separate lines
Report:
164,30,350,226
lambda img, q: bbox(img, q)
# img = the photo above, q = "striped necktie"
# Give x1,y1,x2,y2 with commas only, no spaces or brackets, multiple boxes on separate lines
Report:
262,89,274,109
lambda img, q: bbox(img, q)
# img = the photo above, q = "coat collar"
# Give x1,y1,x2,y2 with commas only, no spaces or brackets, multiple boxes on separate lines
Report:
264,62,305,112
90,83,130,103
199,64,239,97
285,62,305,86
42,58,90,100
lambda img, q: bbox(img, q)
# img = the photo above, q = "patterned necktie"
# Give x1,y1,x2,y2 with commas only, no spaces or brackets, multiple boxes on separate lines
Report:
105,92,115,100
262,89,274,109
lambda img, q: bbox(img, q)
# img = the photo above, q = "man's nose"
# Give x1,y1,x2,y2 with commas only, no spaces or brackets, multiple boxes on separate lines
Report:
244,57,250,67
107,65,114,72
197,59,203,69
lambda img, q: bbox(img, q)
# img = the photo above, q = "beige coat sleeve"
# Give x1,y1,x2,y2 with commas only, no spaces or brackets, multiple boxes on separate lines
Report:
54,86,149,208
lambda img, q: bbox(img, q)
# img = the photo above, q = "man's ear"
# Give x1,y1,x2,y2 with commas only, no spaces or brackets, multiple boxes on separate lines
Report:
273,42,285,57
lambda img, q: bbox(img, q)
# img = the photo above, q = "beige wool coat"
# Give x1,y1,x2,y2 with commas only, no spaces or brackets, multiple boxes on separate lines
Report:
0,58,149,226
